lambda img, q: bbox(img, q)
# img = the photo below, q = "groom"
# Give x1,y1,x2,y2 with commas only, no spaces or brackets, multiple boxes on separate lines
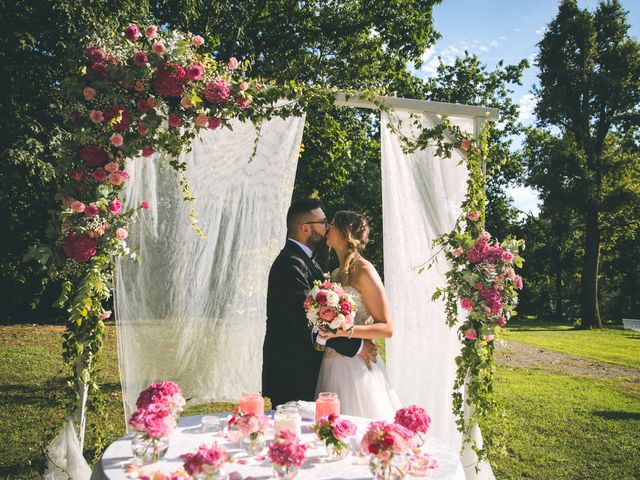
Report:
262,198,378,408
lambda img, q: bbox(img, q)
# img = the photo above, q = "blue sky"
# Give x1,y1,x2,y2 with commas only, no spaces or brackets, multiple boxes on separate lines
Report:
416,0,640,216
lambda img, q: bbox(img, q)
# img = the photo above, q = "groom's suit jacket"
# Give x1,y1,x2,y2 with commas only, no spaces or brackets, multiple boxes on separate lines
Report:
262,240,362,406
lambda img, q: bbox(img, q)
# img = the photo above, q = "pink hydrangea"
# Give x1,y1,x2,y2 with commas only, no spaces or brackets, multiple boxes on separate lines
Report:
63,232,97,263
267,430,307,468
394,405,431,434
136,381,185,414
204,78,232,105
154,62,187,97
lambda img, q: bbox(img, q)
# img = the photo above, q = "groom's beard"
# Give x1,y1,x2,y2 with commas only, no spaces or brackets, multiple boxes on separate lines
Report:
308,230,325,251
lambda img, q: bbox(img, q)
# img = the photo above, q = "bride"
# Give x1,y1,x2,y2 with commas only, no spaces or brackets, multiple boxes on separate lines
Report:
316,210,401,420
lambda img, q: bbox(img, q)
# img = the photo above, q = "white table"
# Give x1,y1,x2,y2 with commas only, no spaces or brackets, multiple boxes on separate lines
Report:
91,414,465,479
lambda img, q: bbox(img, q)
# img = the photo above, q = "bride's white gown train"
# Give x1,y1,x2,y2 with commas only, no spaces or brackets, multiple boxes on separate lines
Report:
315,285,402,420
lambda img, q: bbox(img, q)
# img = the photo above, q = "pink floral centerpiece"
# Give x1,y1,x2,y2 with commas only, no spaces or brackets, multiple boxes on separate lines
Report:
267,429,307,479
304,277,357,350
311,413,357,460
361,421,414,480
394,405,431,447
227,406,269,455
127,381,185,463
181,442,228,480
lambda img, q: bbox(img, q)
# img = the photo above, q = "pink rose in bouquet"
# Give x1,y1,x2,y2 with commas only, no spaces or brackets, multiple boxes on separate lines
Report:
181,443,227,477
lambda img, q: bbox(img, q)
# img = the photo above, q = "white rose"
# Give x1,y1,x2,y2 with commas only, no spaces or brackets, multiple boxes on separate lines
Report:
326,291,339,307
329,315,344,330
310,286,320,298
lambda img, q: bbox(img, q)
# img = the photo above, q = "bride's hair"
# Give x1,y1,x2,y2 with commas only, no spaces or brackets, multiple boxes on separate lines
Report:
332,211,369,284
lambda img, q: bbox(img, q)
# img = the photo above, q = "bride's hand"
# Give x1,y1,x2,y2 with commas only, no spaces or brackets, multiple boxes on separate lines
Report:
317,329,342,341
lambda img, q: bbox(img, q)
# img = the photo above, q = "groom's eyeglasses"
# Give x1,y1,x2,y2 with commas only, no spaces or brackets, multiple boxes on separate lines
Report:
305,219,329,227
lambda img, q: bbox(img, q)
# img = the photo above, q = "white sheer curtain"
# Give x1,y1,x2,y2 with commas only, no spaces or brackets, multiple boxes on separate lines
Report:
114,114,305,419
382,110,494,480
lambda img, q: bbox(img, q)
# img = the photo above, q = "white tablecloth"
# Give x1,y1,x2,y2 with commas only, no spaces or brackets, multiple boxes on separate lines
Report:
91,414,465,480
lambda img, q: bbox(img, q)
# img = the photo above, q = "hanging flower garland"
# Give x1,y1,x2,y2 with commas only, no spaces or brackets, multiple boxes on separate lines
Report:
396,117,525,461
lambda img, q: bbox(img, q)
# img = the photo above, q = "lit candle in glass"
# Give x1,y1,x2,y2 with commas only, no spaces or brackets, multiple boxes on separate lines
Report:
238,392,264,415
274,405,301,437
315,392,340,423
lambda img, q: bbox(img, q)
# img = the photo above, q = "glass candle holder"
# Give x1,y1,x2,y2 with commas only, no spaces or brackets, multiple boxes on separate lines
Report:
274,405,302,437
315,392,340,423
238,392,265,415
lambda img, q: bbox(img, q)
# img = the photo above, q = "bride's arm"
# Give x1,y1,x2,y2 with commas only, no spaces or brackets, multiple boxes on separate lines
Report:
321,262,393,340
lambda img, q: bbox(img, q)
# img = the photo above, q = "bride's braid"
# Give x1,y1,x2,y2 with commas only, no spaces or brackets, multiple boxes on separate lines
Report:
333,211,369,284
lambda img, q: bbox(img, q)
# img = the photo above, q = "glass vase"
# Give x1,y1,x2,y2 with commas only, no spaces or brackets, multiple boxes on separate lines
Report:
131,432,169,464
242,433,266,456
369,453,409,480
414,432,426,448
325,442,350,461
193,470,225,480
272,463,301,479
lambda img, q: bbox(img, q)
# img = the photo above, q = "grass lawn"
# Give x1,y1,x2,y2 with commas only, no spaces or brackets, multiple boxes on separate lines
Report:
1,321,639,479
504,319,640,370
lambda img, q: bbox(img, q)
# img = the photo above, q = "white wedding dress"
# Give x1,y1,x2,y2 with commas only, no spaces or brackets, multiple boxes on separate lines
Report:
315,285,402,420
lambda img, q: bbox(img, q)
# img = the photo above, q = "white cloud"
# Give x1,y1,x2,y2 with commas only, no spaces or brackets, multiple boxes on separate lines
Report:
418,36,508,77
518,93,537,124
535,26,545,36
506,185,540,217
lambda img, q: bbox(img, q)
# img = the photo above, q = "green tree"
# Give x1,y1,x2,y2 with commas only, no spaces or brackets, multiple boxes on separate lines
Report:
533,0,640,327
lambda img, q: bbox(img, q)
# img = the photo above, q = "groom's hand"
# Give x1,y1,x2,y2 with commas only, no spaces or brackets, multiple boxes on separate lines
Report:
359,340,378,370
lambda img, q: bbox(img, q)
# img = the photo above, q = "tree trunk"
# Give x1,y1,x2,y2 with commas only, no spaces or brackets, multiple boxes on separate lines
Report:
553,247,563,322
580,207,602,328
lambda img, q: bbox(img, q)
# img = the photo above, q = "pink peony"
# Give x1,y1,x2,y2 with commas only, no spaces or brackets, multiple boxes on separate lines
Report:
186,63,204,81
115,227,128,240
394,405,431,434
104,162,119,173
108,172,124,185
79,143,108,167
195,114,208,127
191,35,205,46
109,198,122,215
154,62,186,97
83,87,96,101
142,145,155,157
168,113,181,128
460,298,474,311
152,41,166,55
124,24,140,41
204,79,232,105
208,117,222,130
103,104,132,132
133,51,148,67
467,211,481,221
89,110,104,123
63,232,97,263
318,306,336,322
145,25,158,39
464,329,477,341
110,133,124,147
84,204,99,217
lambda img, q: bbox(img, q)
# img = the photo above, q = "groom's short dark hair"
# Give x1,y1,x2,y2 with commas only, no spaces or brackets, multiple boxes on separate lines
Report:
287,198,324,234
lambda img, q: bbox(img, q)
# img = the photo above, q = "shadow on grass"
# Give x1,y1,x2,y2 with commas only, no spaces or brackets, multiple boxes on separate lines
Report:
0,382,66,407
593,410,640,420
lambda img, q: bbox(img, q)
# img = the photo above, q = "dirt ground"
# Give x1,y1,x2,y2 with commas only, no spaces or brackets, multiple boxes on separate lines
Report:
495,340,640,385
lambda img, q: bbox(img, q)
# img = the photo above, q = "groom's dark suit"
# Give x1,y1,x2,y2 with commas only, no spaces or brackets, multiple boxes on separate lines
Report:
262,240,362,407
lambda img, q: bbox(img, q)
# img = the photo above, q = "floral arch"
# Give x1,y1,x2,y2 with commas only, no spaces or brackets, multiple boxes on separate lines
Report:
36,22,524,479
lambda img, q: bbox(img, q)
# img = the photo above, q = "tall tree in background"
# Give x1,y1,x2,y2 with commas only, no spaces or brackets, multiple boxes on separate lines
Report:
534,0,640,328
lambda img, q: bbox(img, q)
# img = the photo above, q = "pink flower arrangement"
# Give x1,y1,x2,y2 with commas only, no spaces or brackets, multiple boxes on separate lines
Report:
360,420,413,457
267,430,307,469
204,78,232,105
227,406,268,443
304,279,356,343
128,403,177,439
181,443,228,477
394,405,431,436
311,413,357,455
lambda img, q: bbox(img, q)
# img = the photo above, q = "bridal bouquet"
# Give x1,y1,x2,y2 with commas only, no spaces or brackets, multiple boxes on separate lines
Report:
311,413,357,459
304,278,356,350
